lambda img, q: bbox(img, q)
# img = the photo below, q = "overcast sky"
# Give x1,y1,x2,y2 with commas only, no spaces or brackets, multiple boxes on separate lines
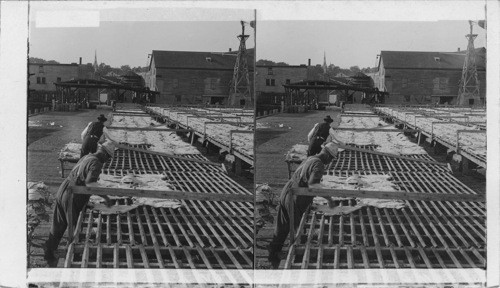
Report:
257,20,487,68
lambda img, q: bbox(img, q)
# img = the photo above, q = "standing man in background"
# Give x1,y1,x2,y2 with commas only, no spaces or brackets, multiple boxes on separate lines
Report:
80,114,108,158
307,115,334,156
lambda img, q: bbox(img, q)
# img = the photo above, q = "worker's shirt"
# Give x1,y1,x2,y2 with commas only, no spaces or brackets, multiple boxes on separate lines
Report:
56,154,103,204
84,122,105,140
312,122,331,141
280,156,324,207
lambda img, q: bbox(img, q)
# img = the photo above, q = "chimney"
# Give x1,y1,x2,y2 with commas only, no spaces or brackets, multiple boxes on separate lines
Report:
229,48,232,52
79,57,82,65
308,59,311,66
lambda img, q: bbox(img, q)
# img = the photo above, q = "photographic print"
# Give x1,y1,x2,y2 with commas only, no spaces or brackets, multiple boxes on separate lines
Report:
254,18,487,274
26,3,255,275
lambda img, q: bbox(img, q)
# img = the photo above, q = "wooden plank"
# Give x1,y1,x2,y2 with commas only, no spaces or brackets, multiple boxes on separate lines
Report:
290,187,485,202
384,208,403,247
96,244,102,268
334,127,419,132
388,246,400,269
135,209,148,246
284,244,295,269
113,243,119,268
139,244,150,269
159,208,182,246
107,126,194,132
417,246,433,268
71,186,254,203
153,242,165,269
64,243,74,268
125,244,133,268
315,245,324,269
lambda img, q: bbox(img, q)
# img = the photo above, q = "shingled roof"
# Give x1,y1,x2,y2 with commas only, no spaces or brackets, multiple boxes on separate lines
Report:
150,49,255,71
379,48,486,70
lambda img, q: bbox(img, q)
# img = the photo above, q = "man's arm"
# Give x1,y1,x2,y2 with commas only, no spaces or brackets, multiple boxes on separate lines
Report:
85,165,112,207
307,163,335,208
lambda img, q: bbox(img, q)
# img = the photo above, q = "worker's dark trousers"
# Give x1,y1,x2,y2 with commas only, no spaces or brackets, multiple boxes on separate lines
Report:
45,188,89,256
269,194,312,255
80,136,99,158
307,138,325,156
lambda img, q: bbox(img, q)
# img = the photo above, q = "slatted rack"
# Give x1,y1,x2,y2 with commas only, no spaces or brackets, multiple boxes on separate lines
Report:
103,148,223,174
63,110,253,269
145,106,254,166
373,106,486,168
284,169,486,269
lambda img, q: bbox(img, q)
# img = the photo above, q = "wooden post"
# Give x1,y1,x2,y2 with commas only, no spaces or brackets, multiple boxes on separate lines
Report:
67,187,74,244
289,194,295,246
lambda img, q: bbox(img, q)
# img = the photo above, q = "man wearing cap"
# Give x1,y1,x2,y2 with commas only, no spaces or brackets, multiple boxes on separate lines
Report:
307,115,334,156
80,114,108,158
268,142,340,268
44,141,116,267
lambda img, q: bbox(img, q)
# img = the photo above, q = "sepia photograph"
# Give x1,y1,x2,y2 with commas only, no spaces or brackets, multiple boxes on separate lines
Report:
25,3,255,273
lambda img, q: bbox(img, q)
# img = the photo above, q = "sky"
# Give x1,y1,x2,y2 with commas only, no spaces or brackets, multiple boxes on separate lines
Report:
28,6,256,68
27,2,486,69
257,20,487,68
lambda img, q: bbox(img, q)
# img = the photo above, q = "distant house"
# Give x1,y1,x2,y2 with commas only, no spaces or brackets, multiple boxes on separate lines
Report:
28,62,79,91
375,48,486,105
146,49,254,105
255,65,308,106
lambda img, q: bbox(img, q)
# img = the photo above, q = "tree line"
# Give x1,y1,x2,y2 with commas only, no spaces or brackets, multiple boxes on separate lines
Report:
28,57,148,78
256,59,377,79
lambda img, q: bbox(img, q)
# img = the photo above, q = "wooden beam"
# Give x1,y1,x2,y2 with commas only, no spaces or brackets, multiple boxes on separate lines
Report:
69,186,254,203
107,126,193,132
338,144,448,167
334,127,419,133
290,188,485,202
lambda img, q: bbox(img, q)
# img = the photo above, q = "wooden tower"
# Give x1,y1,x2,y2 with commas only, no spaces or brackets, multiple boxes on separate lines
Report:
228,21,252,107
457,21,480,105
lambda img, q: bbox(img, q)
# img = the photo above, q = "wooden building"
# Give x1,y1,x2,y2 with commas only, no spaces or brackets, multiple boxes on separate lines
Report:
146,50,254,105
255,65,308,107
375,48,486,105
28,63,79,91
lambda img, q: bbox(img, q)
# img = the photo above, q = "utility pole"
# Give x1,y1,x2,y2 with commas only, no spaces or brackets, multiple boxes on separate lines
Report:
228,21,252,107
457,21,480,106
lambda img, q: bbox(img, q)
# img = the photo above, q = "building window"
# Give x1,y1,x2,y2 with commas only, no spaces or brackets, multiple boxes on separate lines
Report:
419,79,424,88
266,79,276,86
42,77,46,84
175,95,182,102
191,78,197,87
38,65,44,73
172,79,178,88
404,95,411,102
36,77,41,84
57,77,61,82
286,79,290,84
402,78,408,88
267,67,273,75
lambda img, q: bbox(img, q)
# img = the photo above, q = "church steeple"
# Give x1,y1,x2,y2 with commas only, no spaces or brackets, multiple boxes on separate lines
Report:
93,50,98,72
323,51,327,73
